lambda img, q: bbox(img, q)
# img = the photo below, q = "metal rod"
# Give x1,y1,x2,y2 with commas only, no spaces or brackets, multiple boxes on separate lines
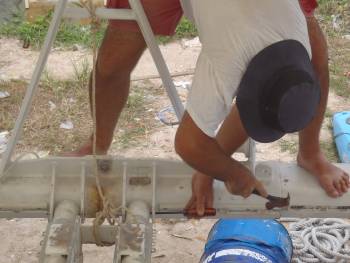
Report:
80,161,86,223
151,162,156,221
128,0,185,120
49,162,57,222
63,7,136,20
0,0,69,175
122,162,128,221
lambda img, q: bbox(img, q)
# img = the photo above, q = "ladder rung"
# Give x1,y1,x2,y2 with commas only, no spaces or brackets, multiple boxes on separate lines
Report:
63,7,136,20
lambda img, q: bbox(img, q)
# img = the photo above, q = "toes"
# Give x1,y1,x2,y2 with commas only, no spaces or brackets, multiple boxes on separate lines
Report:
325,182,340,198
343,172,350,187
340,179,348,194
341,175,350,192
333,181,343,196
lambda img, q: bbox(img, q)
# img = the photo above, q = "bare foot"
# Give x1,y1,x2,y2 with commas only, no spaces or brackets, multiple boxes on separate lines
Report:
62,142,93,157
297,152,350,198
62,139,107,157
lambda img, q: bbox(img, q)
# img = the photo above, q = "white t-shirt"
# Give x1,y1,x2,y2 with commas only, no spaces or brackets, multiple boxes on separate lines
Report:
185,0,312,137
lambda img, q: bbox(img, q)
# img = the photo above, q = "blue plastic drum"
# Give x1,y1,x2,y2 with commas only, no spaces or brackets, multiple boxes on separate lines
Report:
200,219,293,263
333,111,350,163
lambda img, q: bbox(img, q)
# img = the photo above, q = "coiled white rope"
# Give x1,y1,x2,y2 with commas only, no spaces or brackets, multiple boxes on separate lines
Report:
286,218,350,263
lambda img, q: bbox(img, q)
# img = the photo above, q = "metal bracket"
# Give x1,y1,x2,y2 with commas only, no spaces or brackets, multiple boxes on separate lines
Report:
67,217,83,263
49,162,57,222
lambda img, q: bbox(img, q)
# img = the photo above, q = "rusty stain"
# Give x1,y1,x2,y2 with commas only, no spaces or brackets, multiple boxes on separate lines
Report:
86,183,102,215
49,223,73,248
129,177,151,186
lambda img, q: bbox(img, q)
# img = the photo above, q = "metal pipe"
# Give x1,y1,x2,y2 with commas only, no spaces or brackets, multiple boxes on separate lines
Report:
41,201,79,263
122,201,151,263
63,7,136,20
128,0,185,120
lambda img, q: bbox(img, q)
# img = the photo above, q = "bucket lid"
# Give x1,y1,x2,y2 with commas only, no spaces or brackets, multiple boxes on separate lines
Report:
201,246,275,263
205,219,292,261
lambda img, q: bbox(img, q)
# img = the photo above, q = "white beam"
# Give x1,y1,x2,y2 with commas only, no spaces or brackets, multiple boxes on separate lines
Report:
0,157,349,218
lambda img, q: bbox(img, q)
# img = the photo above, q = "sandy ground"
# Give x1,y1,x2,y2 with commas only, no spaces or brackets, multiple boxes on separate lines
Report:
0,36,349,262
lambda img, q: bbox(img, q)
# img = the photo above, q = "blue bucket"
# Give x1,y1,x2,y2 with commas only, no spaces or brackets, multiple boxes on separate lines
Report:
333,111,350,163
200,219,293,263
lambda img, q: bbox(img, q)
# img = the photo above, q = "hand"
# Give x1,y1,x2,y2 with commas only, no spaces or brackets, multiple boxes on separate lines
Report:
185,172,214,217
224,162,268,198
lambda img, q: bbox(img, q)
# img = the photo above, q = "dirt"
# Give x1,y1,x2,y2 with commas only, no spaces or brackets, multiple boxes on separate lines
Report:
0,30,349,262
0,38,199,81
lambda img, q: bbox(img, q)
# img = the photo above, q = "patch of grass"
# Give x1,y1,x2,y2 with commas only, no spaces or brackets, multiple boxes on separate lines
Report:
72,59,91,90
320,141,340,163
279,139,298,155
0,80,27,131
174,18,198,39
158,17,198,44
0,76,158,155
116,88,152,148
0,11,107,49
0,10,197,48
318,0,349,17
0,78,90,155
330,75,349,97
325,108,334,118
317,0,350,40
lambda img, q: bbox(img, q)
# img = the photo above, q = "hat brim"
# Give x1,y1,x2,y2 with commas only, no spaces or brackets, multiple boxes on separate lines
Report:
236,40,316,143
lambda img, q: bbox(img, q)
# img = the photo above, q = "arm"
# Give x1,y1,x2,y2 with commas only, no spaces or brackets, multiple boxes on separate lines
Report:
175,111,267,198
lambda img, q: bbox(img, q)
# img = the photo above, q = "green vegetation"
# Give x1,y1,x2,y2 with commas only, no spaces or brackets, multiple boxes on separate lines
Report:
0,11,197,48
279,139,298,155
0,12,107,49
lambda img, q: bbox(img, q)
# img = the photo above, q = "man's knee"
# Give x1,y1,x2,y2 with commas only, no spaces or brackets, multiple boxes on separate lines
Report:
97,26,146,78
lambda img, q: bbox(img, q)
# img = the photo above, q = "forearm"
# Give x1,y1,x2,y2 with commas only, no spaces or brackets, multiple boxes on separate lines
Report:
175,112,243,182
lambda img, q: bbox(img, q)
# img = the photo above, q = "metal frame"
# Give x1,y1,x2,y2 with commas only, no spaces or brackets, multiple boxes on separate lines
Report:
1,158,350,219
2,1,348,262
0,0,186,175
0,1,188,261
1,157,350,262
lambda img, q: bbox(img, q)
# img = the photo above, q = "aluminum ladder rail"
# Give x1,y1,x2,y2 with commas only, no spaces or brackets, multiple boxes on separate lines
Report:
0,0,187,175
0,0,256,176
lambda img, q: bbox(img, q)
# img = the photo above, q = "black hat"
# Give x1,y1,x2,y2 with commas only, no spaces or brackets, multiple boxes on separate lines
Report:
236,40,320,143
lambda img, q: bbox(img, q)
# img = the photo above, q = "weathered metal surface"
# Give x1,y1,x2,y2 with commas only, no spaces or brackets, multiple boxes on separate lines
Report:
114,201,152,263
1,158,350,219
41,201,80,263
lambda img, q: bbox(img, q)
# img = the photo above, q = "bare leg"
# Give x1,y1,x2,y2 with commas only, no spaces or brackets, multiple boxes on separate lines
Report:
298,17,349,197
66,26,146,156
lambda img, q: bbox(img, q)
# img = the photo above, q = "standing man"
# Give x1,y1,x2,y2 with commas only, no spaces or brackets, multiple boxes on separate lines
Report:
68,0,184,155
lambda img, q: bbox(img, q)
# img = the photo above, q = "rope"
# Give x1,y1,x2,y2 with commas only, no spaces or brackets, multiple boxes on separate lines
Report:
286,218,350,263
78,0,118,246
79,0,138,246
